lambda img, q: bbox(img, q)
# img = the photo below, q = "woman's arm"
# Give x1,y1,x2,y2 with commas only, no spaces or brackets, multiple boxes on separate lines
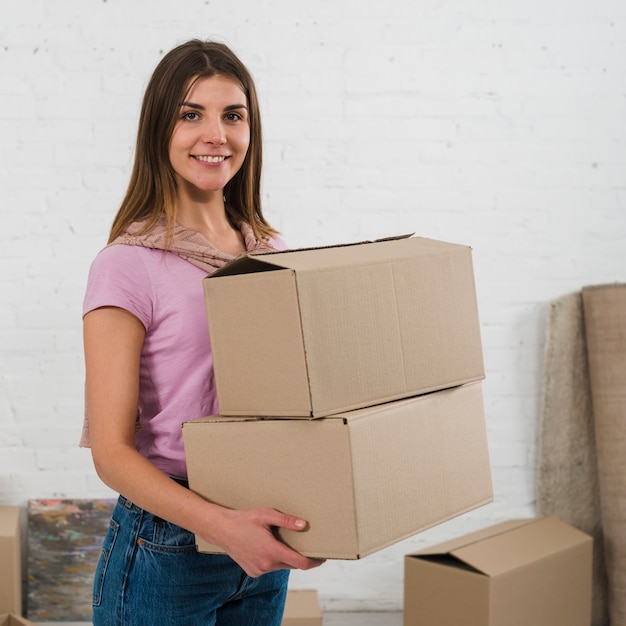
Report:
83,305,324,578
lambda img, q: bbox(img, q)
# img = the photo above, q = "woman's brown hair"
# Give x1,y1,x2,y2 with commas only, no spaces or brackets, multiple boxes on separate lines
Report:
108,39,276,244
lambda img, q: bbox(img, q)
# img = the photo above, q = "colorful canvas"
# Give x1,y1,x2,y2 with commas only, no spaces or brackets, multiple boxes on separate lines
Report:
27,499,115,621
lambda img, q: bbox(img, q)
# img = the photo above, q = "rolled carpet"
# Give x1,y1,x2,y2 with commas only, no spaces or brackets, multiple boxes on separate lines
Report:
583,283,626,626
537,291,608,626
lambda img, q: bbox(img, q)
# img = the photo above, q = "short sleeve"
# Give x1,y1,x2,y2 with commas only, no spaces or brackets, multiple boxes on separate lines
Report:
83,245,154,329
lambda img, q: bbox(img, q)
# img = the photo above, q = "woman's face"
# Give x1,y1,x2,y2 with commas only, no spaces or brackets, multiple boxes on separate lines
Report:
169,75,250,199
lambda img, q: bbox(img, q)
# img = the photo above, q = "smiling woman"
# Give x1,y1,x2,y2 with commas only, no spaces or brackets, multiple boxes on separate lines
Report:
81,39,324,626
107,39,274,248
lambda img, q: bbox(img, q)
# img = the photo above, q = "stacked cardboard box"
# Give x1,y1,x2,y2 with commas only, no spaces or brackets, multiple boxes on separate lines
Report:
201,236,484,418
183,235,493,559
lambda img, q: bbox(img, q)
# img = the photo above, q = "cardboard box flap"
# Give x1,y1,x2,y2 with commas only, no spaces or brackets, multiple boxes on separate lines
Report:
413,519,532,558
372,232,414,243
255,232,415,259
210,236,466,278
417,517,591,577
209,237,404,278
210,255,284,277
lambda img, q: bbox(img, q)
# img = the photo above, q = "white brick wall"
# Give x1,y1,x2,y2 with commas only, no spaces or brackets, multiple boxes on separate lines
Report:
1,0,625,611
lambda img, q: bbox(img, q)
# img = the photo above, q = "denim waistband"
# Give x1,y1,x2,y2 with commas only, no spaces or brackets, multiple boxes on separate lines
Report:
118,493,143,513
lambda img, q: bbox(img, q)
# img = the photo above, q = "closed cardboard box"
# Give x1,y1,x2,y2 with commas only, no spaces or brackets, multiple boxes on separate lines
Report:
281,590,322,626
203,236,484,417
0,507,21,615
404,516,592,626
184,382,493,559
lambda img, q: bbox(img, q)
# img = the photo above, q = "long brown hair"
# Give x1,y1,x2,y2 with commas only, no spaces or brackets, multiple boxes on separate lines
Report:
108,39,276,244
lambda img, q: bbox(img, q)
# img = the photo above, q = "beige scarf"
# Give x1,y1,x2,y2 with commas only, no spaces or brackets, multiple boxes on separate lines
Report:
80,216,275,447
109,215,275,272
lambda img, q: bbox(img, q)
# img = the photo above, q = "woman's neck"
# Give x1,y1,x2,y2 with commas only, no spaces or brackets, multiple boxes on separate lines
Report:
175,194,245,256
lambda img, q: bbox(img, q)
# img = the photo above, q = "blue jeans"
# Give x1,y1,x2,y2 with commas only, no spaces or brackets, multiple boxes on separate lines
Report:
92,495,289,625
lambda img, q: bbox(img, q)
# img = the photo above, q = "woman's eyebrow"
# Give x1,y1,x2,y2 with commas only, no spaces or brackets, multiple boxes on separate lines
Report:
179,102,248,112
225,104,248,112
180,101,204,110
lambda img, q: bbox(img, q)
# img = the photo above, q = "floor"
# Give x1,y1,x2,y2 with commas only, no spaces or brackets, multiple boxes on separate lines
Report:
33,614,403,625
325,613,403,625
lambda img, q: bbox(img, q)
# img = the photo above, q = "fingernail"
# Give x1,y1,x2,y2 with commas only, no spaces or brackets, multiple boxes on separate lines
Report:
295,519,306,530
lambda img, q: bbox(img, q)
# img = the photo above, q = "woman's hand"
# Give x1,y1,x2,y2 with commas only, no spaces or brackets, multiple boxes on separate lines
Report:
200,506,326,578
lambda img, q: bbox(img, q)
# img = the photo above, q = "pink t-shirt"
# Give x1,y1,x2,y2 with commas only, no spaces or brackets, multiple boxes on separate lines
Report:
83,244,219,478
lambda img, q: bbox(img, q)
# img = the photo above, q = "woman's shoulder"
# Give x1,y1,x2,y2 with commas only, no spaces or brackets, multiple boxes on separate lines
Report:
94,241,159,260
90,242,168,272
86,245,165,295
84,244,165,321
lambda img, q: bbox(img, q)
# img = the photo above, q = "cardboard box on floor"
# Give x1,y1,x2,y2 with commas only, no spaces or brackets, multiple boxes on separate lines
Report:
281,590,322,626
0,506,21,615
203,235,484,417
0,616,35,626
184,382,493,559
403,516,593,626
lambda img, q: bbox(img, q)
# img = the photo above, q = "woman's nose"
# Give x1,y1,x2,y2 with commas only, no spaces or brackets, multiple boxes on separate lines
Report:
202,119,226,145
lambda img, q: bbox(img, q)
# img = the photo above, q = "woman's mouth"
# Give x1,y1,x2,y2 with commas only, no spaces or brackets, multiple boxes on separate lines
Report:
194,155,226,163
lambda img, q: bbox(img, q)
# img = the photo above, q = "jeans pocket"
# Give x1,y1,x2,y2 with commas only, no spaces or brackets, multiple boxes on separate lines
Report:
93,518,120,607
145,518,198,552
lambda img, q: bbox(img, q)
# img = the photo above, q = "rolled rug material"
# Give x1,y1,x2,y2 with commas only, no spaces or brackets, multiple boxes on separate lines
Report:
537,291,607,626
583,283,626,626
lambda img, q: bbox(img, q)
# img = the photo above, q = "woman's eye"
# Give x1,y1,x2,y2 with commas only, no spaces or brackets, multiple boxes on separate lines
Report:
183,111,200,121
225,112,242,122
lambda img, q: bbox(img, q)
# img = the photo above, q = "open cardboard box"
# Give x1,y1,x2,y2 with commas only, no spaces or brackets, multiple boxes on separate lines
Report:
404,516,592,626
203,235,484,417
0,506,22,616
184,382,493,559
282,590,322,626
